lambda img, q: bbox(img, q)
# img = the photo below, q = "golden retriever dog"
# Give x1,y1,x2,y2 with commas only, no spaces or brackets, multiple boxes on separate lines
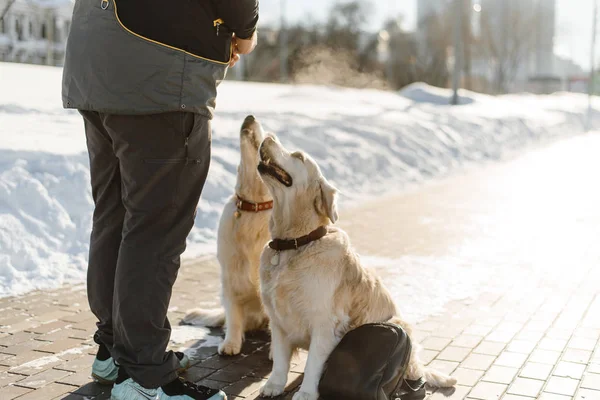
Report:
183,115,271,356
256,136,457,399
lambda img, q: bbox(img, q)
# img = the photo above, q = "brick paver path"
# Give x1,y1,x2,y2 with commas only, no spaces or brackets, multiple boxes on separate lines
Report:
1,134,600,399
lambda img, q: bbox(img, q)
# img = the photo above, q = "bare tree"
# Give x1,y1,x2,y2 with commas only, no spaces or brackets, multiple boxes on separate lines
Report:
478,0,539,93
415,12,452,88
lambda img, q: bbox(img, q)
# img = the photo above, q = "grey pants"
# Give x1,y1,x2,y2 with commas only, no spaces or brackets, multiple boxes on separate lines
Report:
81,111,211,388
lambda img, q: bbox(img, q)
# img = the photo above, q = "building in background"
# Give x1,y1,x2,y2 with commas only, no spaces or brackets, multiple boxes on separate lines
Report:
415,0,583,93
0,0,73,66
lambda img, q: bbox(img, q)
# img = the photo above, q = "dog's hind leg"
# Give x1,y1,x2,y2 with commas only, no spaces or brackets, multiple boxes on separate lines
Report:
260,323,293,397
218,296,245,356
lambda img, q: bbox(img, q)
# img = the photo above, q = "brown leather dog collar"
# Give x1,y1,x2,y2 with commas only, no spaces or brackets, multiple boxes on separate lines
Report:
269,226,328,251
236,195,273,213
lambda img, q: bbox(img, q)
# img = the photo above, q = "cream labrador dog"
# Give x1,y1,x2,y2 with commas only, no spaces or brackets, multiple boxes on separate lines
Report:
256,136,457,400
183,115,271,356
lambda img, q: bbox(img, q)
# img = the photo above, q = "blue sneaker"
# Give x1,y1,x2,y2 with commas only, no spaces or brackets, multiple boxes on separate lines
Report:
92,344,191,385
157,378,227,400
111,377,158,400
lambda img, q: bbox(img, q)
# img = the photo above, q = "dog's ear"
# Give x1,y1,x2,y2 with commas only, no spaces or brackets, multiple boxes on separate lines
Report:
316,178,339,224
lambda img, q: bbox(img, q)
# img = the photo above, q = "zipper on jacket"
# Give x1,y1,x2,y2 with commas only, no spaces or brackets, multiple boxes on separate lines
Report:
214,18,224,36
101,0,109,10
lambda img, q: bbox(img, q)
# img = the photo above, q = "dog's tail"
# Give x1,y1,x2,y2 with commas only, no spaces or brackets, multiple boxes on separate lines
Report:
182,308,225,327
389,316,457,388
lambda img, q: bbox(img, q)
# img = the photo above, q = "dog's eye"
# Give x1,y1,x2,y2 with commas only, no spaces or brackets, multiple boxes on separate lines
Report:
291,152,305,162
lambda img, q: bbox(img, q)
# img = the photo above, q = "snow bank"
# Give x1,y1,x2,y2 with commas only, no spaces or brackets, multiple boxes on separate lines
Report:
1,62,599,297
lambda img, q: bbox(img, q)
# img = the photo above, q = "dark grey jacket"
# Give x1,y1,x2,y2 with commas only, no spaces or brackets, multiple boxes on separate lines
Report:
62,0,259,118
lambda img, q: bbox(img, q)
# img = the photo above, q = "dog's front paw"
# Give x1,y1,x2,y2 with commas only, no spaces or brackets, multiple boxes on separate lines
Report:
260,380,285,397
218,339,242,356
292,391,318,400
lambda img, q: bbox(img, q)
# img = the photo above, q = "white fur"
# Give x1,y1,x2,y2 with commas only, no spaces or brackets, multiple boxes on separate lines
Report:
183,117,272,356
256,137,457,398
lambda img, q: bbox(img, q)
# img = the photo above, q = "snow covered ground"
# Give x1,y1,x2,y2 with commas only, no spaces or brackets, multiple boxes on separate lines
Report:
1,61,598,298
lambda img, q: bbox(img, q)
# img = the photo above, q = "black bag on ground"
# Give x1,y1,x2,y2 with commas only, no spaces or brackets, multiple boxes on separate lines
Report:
318,322,421,400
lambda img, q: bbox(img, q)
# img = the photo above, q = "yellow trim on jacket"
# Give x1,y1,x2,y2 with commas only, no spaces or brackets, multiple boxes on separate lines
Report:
111,0,232,66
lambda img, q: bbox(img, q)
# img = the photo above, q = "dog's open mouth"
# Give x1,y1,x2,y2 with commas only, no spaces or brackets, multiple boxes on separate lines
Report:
258,158,293,187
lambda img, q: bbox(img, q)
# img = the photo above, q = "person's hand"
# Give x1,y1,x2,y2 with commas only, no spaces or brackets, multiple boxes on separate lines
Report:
229,31,257,67
234,31,257,55
229,51,241,67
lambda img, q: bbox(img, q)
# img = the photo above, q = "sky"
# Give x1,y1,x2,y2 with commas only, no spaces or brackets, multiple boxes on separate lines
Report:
259,0,596,71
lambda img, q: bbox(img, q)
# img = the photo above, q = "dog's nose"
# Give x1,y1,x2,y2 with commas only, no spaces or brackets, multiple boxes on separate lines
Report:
241,115,257,131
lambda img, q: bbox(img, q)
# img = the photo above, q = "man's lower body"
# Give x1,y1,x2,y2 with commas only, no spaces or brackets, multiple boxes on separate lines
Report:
81,111,225,400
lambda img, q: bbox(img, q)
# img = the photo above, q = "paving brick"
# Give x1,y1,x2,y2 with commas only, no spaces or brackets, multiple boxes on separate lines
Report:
481,366,518,385
0,371,27,387
0,339,48,356
506,340,537,354
17,368,73,389
209,363,254,383
438,346,472,362
0,332,37,347
56,370,93,387
529,349,562,365
422,337,452,351
452,335,483,349
520,362,553,381
539,392,572,400
581,373,600,390
36,339,84,354
569,338,598,352
0,384,33,399
429,385,471,399
464,325,493,337
461,354,496,371
60,313,94,324
2,319,42,334
225,376,265,398
184,366,216,382
501,395,535,400
563,349,592,364
588,363,600,374
427,360,459,375
515,330,545,343
545,376,580,396
2,350,50,368
451,368,484,386
493,352,527,368
554,361,587,380
575,388,600,400
473,342,505,356
507,377,544,397
421,349,439,365
468,381,507,399
9,353,64,375
32,310,77,325
485,330,516,344
538,338,568,352
26,321,70,335
573,328,600,340
15,382,73,399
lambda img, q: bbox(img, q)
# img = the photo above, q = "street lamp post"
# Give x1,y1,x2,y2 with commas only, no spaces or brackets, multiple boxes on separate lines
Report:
589,0,598,130
451,0,463,105
279,0,288,83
